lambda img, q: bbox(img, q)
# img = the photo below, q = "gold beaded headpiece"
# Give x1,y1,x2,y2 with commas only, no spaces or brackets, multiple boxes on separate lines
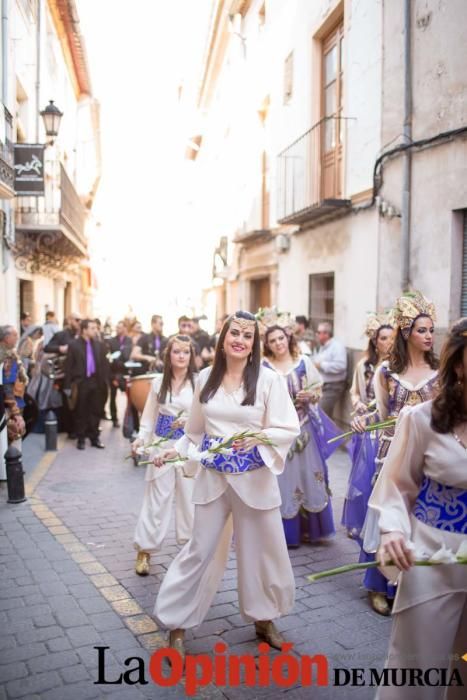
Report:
364,312,392,341
231,314,257,331
255,307,294,333
390,291,436,340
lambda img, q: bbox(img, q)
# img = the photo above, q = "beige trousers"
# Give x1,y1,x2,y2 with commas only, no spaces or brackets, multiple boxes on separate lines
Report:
376,592,467,700
134,467,195,553
154,485,295,630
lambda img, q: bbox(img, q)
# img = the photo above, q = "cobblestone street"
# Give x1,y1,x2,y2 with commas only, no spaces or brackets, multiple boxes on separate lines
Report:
1,419,391,700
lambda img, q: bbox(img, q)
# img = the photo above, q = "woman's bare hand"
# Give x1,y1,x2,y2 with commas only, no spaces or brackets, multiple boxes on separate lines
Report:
232,436,262,452
131,438,144,456
378,531,414,571
351,415,367,434
153,448,178,467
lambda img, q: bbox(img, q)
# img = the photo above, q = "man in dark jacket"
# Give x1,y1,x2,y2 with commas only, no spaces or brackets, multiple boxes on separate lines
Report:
130,314,168,372
65,319,109,450
106,321,132,427
44,313,81,436
44,313,81,354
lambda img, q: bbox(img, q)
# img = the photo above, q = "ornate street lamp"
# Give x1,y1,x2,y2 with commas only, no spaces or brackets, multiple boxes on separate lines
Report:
40,100,63,141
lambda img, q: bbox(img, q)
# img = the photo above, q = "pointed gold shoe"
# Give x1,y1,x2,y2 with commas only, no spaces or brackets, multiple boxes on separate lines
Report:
169,628,185,662
255,620,286,650
135,551,150,576
368,591,390,616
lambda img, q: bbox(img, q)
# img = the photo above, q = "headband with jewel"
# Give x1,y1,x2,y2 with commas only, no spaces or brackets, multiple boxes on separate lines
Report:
231,314,257,331
390,291,436,340
364,312,392,341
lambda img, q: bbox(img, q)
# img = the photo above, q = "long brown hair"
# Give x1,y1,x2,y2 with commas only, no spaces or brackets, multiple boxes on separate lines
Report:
366,325,393,368
157,335,197,404
431,318,467,433
388,315,438,374
200,311,261,406
263,325,300,360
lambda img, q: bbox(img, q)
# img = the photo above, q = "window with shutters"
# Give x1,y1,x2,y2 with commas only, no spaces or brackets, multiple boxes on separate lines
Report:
461,211,467,316
308,273,335,330
321,20,344,199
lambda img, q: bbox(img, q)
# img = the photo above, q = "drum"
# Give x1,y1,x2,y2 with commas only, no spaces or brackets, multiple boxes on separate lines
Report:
127,373,160,414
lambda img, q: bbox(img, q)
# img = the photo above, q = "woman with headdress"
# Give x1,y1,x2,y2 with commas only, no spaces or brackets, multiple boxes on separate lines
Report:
363,319,467,699
262,314,342,547
357,291,439,616
152,311,300,657
342,313,394,612
131,334,198,576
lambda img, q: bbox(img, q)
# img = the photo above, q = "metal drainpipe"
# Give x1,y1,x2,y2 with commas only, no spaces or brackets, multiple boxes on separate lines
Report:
36,0,42,141
2,0,8,104
401,0,412,291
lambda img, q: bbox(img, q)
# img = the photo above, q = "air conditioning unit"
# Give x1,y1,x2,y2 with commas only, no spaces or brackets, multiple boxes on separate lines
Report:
275,234,290,253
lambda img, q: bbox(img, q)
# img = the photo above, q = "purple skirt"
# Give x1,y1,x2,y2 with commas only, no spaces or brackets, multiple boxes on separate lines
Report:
341,431,378,539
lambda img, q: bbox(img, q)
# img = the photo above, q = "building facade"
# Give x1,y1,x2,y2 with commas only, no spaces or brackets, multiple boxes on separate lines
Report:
187,0,467,351
0,0,101,327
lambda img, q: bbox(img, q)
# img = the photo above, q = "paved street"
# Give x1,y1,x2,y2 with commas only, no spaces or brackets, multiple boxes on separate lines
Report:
1,417,391,700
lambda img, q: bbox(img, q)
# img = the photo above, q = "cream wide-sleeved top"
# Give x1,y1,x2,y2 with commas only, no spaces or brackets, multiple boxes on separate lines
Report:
363,400,467,613
138,375,196,482
175,365,300,510
349,357,374,411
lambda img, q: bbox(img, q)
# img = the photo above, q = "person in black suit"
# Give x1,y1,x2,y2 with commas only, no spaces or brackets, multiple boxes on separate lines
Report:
44,313,81,437
65,319,109,450
44,314,81,354
106,321,133,428
130,315,168,372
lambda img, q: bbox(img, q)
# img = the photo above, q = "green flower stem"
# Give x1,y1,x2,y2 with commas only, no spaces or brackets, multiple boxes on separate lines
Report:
327,418,397,445
307,558,467,582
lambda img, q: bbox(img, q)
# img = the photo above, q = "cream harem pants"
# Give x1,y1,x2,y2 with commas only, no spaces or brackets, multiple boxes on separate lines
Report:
134,466,195,552
154,485,295,629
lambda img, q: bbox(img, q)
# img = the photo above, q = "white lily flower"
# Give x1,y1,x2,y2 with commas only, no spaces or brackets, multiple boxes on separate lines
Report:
455,541,467,561
429,543,457,564
186,443,203,461
406,540,430,560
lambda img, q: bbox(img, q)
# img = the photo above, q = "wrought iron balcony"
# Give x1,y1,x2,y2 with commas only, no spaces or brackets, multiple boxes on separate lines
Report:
276,116,351,227
14,160,88,273
0,106,15,199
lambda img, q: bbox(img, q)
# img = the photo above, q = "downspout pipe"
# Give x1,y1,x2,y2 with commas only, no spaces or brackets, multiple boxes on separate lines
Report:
401,0,412,291
35,0,42,142
2,0,8,104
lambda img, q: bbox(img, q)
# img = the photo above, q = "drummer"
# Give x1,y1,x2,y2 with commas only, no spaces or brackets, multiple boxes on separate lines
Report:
130,315,168,373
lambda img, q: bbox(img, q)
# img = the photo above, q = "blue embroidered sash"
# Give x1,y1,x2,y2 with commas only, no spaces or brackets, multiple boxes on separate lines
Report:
200,434,265,474
413,477,467,534
155,414,184,440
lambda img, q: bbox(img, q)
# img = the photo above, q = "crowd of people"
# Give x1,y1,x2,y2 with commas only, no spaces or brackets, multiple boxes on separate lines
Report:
1,296,466,697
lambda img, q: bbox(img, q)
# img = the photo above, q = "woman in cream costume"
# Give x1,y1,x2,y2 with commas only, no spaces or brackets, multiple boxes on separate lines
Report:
132,335,198,576
262,320,341,546
357,292,439,616
364,319,467,700
153,311,300,656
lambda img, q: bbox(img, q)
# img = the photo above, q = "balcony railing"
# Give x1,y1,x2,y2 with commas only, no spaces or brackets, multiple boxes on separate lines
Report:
0,106,15,198
277,116,351,226
15,160,87,255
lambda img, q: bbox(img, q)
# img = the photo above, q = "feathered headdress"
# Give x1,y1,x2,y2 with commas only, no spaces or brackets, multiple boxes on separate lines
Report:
390,291,436,339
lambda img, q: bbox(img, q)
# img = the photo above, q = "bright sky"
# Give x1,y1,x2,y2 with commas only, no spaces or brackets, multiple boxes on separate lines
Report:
77,0,213,332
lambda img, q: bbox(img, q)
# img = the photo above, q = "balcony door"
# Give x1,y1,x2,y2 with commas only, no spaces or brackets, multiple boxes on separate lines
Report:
250,277,270,312
322,21,344,200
